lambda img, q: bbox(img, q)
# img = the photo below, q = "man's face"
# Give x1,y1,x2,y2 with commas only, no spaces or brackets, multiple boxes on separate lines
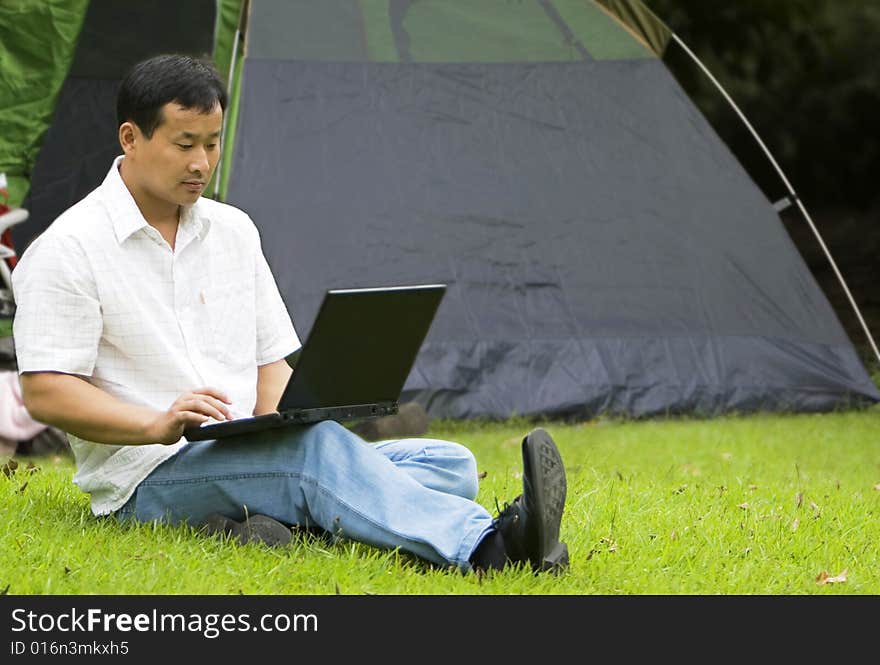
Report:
127,101,223,210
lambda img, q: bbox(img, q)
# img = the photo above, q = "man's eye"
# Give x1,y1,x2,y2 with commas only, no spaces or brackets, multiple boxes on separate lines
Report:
206,143,217,150
177,144,193,150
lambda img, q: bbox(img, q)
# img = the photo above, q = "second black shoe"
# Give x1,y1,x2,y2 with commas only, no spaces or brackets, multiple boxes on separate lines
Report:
493,428,569,573
201,513,292,547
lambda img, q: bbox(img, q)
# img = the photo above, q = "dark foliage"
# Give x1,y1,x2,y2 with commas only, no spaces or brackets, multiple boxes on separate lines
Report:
647,0,880,210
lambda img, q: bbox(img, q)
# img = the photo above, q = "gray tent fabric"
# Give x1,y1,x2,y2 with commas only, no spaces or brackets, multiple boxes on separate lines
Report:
226,56,879,419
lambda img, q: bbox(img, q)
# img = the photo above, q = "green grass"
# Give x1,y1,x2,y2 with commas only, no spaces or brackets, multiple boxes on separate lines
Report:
2,408,879,595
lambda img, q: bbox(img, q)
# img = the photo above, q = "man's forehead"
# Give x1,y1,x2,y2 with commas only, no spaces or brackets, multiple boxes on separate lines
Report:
159,102,223,134
173,128,222,139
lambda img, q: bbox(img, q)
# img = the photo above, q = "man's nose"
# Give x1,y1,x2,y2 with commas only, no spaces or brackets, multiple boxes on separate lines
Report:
188,147,209,173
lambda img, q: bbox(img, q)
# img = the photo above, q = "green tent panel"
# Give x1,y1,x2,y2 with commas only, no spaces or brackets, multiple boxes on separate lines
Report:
0,0,88,207
246,0,656,63
595,0,671,56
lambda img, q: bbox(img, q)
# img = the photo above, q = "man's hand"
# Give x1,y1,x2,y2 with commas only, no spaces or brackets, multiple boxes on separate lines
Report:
144,387,233,445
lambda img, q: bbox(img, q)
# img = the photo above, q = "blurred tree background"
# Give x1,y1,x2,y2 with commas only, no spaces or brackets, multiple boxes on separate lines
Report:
645,0,880,368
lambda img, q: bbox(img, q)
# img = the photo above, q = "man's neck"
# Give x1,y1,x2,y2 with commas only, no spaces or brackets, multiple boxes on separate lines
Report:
119,159,180,248
148,213,181,250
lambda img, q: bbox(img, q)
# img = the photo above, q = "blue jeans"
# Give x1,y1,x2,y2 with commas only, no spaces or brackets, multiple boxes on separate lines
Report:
115,420,494,571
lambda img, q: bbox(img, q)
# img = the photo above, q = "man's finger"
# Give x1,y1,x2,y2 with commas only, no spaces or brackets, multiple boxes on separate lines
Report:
178,410,211,425
197,394,234,420
178,397,230,422
191,386,232,403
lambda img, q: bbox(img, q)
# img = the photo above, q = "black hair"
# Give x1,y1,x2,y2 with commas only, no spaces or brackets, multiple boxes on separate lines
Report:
116,54,228,138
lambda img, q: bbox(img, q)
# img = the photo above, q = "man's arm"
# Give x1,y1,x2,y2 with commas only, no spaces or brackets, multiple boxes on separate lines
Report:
20,372,233,446
254,357,293,415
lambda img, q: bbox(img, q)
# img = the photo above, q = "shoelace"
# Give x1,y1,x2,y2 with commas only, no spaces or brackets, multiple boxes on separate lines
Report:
492,496,520,528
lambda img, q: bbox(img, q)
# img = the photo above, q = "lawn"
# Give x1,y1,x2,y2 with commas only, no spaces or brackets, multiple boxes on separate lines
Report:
2,408,879,595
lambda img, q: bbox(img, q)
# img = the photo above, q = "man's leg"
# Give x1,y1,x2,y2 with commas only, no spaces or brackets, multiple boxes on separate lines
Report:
119,420,494,570
202,436,481,546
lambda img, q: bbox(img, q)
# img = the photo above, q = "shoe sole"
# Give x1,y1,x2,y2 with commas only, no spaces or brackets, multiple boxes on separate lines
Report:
522,428,569,573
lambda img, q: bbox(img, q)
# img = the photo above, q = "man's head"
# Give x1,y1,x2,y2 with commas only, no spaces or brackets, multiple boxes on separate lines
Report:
116,54,228,214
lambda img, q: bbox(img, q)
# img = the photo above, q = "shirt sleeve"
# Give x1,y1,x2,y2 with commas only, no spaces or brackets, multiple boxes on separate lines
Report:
11,232,102,376
253,231,300,365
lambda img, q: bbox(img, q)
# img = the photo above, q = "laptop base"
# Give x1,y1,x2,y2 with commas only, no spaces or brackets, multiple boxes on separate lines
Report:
183,401,399,442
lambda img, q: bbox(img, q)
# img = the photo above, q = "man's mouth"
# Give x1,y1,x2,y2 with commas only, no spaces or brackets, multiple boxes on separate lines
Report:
182,180,205,192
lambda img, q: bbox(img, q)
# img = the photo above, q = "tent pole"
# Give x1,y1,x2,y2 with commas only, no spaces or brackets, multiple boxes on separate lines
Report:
214,0,247,200
214,28,240,199
670,33,880,366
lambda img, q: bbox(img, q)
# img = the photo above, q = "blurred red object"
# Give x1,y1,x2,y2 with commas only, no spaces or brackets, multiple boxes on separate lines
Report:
0,183,20,270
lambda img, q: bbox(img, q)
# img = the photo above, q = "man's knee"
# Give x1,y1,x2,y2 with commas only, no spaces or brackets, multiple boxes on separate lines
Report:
305,419,353,442
431,440,480,499
296,419,362,457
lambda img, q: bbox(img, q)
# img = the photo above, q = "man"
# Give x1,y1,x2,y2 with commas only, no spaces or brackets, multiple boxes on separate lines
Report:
12,54,569,574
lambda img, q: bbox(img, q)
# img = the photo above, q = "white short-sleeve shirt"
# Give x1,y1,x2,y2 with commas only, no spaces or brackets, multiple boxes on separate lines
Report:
11,156,300,515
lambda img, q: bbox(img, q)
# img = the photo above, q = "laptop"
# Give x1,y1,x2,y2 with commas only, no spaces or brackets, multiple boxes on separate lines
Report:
183,283,446,441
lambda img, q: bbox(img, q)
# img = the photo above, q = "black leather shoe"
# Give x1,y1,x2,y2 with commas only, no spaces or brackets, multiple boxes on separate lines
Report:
494,428,569,573
201,513,292,547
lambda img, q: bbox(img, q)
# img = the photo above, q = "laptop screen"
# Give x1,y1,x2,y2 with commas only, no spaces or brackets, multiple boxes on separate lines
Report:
278,284,446,410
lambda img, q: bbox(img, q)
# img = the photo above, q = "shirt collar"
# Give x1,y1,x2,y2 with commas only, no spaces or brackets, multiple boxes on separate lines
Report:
102,156,212,245
179,199,212,246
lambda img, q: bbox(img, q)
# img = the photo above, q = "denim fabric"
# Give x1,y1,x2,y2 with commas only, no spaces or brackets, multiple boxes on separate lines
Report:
115,420,494,570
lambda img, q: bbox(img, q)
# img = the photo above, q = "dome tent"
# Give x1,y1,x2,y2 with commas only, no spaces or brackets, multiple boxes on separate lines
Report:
223,0,878,418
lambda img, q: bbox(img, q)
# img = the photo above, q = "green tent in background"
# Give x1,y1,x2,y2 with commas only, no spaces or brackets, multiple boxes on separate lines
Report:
1,0,241,238
0,0,89,207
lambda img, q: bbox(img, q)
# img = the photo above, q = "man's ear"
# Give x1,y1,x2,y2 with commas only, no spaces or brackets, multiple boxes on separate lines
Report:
118,121,139,155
